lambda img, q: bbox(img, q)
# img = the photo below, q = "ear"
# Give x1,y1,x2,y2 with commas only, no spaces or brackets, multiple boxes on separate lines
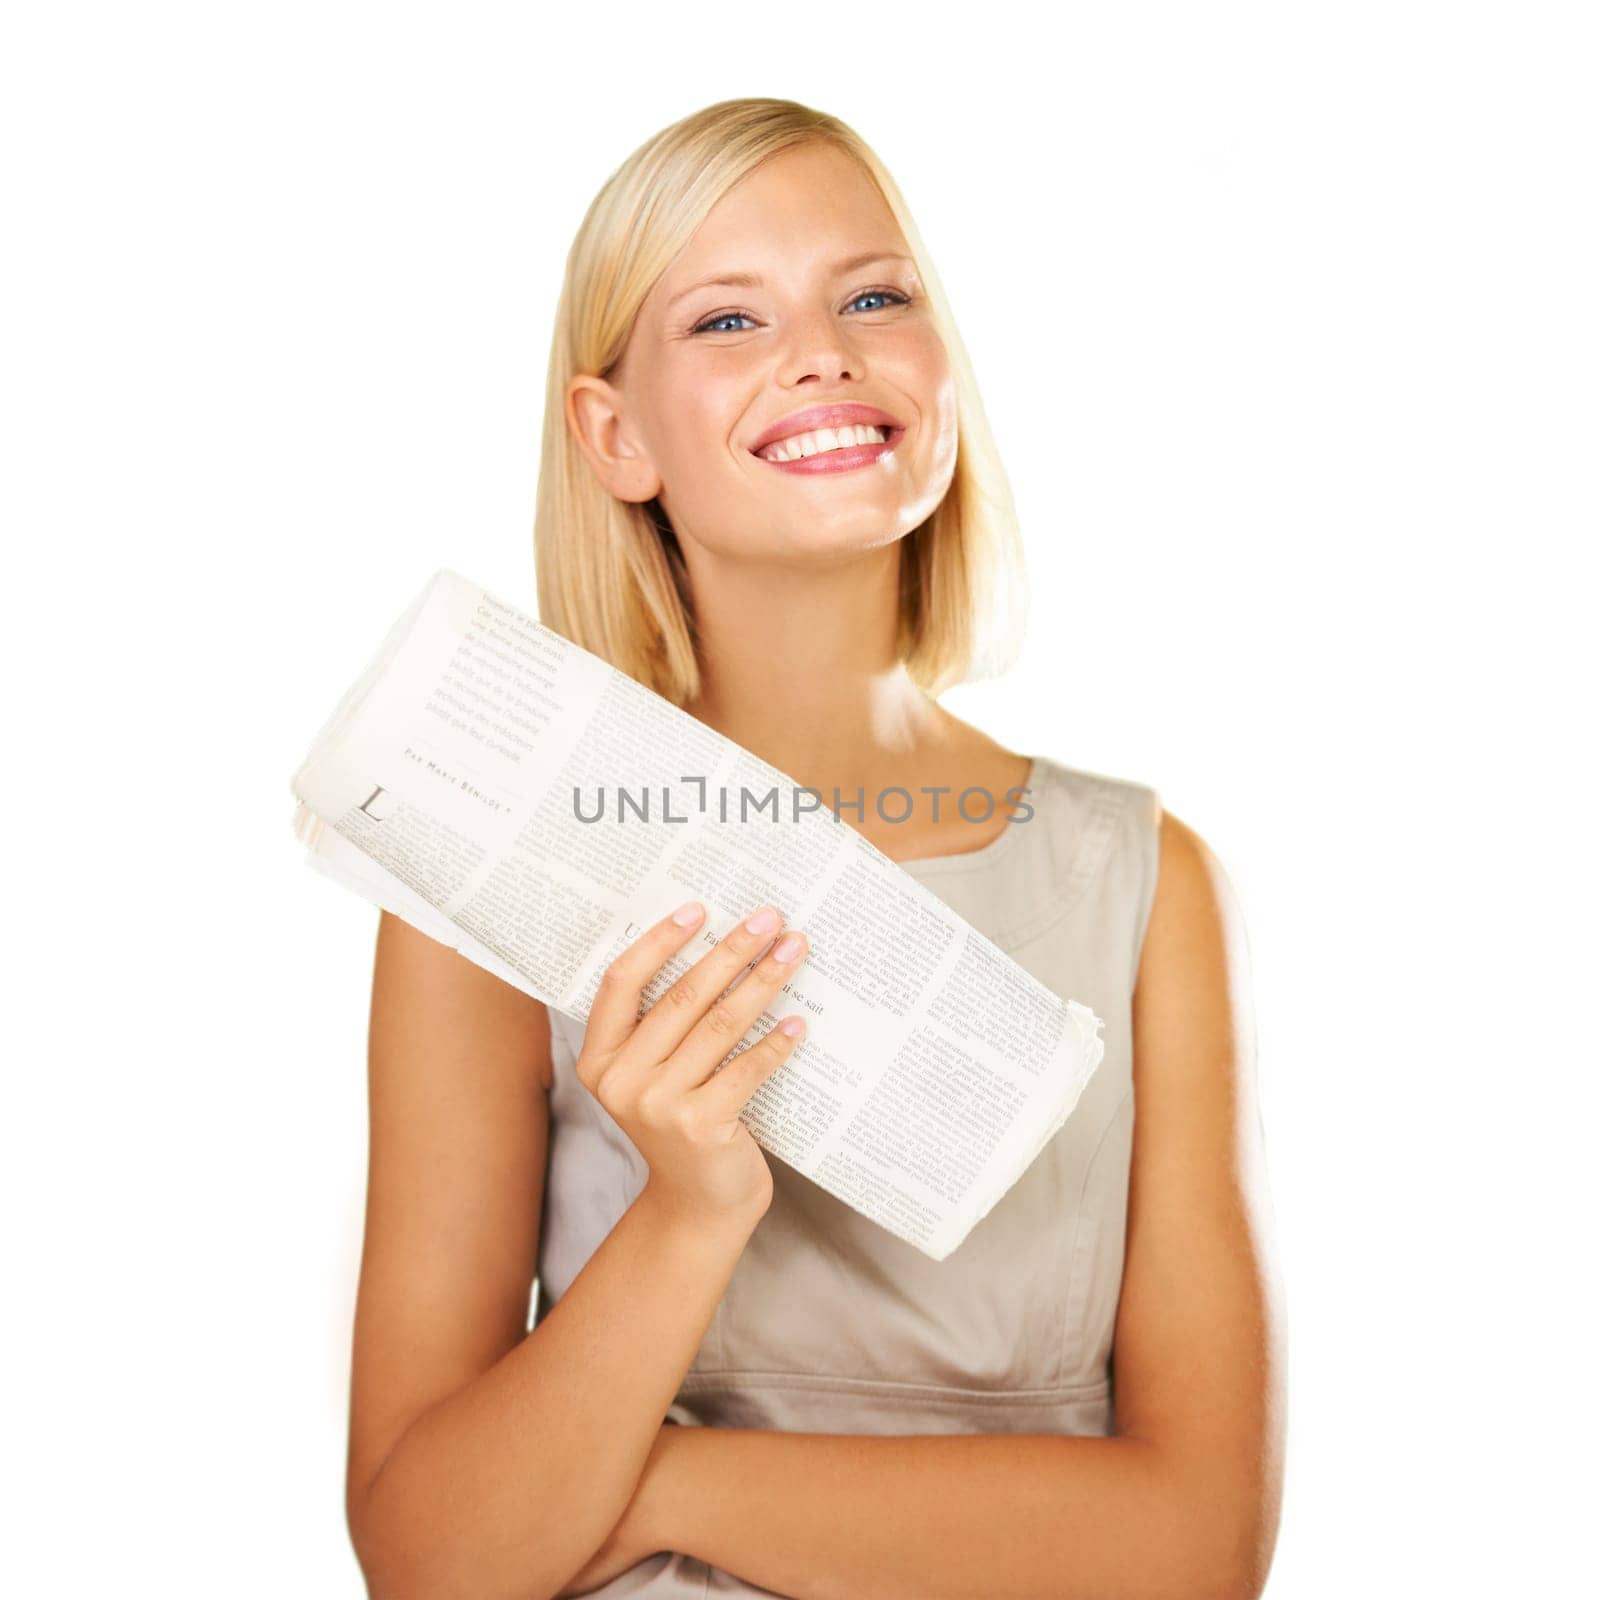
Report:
566,374,663,504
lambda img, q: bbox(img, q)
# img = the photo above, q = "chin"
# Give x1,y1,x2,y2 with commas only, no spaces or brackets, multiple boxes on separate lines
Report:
774,516,917,562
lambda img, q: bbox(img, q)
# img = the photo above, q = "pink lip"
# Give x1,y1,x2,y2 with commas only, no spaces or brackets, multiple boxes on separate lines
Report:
756,436,901,475
748,401,905,457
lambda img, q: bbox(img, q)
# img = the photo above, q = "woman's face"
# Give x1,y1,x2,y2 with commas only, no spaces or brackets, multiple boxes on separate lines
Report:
574,142,958,565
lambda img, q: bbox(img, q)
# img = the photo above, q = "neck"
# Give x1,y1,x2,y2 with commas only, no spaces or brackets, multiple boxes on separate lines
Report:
679,542,949,792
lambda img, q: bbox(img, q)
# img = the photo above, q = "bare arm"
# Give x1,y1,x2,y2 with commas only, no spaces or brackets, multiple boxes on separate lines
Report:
618,812,1288,1600
345,904,809,1600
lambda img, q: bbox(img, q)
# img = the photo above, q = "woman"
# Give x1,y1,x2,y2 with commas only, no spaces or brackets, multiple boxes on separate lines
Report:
344,98,1286,1600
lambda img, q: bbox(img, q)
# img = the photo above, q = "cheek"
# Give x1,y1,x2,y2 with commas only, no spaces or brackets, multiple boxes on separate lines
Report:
649,371,758,528
891,331,956,429
915,360,960,464
661,372,747,470
648,422,721,516
909,350,960,496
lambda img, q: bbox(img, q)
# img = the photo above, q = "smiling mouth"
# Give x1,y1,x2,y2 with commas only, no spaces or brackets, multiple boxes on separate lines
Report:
751,424,905,464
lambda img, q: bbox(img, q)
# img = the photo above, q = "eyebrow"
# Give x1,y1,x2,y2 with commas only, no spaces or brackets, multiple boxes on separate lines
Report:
664,251,916,309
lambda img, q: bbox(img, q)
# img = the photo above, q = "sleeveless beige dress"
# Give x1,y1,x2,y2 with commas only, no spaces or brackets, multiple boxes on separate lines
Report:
532,755,1163,1598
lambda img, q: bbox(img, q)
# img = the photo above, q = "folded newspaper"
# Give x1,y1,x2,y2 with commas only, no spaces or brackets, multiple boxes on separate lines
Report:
288,569,1105,1261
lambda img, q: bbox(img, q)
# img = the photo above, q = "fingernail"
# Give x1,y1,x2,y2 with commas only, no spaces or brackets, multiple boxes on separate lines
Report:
772,933,804,963
778,1016,805,1038
744,906,780,935
672,901,705,926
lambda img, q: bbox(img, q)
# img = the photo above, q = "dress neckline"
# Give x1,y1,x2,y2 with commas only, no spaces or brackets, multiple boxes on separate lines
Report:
888,754,1042,872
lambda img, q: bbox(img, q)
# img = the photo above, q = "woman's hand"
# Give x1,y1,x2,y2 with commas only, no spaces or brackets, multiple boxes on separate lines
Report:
576,900,810,1227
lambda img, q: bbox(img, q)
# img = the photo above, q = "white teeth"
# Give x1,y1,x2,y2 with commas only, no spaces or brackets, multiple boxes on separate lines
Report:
761,423,890,462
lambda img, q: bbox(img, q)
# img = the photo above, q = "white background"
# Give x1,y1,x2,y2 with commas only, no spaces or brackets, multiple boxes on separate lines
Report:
6,2,1595,1594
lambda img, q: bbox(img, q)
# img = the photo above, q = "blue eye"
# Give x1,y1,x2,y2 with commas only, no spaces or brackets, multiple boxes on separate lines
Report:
846,289,910,313
694,310,757,335
690,288,912,336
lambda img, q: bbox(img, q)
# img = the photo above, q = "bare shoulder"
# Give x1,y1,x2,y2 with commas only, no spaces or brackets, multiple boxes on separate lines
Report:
1140,808,1252,1011
370,909,555,1091
1114,807,1287,1593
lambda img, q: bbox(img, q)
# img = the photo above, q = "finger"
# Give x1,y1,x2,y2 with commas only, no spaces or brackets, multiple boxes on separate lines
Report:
694,1012,808,1121
655,926,809,1095
582,899,708,1060
625,904,792,1068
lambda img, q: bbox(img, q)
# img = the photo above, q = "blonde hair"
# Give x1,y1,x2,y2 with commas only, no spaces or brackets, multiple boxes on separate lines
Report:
534,96,1027,704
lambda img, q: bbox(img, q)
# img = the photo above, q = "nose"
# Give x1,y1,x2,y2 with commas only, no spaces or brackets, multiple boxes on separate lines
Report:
777,303,861,388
